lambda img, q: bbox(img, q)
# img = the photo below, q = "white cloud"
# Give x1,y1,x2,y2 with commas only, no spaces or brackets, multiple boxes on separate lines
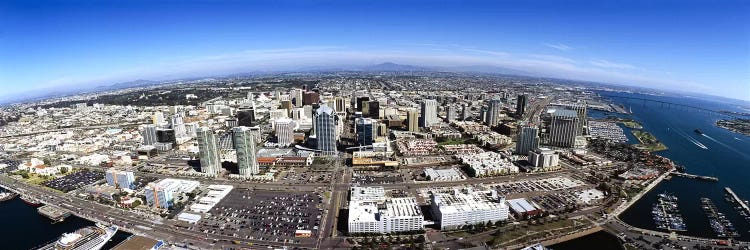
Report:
589,59,637,69
543,43,573,51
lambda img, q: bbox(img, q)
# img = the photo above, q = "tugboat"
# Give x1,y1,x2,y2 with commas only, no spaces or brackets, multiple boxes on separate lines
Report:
694,129,704,135
20,195,43,207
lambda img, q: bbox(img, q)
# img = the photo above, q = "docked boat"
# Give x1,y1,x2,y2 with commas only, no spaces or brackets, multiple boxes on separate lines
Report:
0,192,18,202
20,195,43,207
37,223,118,250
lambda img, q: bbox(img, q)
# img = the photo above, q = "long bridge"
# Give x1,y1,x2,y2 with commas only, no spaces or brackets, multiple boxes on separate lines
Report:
600,94,744,119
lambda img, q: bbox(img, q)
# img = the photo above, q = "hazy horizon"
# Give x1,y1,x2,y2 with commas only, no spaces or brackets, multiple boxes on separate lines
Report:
1,0,748,101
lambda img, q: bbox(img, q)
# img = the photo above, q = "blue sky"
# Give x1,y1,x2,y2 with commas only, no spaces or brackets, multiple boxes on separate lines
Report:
1,0,749,101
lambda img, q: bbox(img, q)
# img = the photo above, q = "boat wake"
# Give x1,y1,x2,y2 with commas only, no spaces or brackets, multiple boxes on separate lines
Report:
671,127,709,149
703,134,750,159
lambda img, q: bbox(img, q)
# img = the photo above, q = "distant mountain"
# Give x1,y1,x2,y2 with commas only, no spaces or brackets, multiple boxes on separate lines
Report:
94,79,160,91
362,62,431,71
438,65,537,76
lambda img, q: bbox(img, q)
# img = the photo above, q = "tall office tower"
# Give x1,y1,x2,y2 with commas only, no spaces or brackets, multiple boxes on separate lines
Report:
334,96,347,112
171,115,186,137
196,127,221,175
141,124,158,145
232,127,259,176
274,118,295,146
280,100,293,115
152,112,165,125
420,99,438,127
248,126,262,144
237,107,256,127
515,125,540,155
486,98,503,127
185,122,198,137
315,105,337,155
303,91,320,105
549,109,580,148
291,107,305,120
462,104,471,121
291,89,304,107
446,105,457,122
367,101,380,119
303,105,313,119
378,123,388,136
356,96,370,111
515,94,528,118
156,128,176,144
571,102,588,135
361,101,370,117
355,118,376,146
247,91,254,100
407,109,420,132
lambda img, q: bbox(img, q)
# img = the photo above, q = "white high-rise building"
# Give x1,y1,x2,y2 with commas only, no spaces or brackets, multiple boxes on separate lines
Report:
528,148,560,169
315,105,337,155
431,188,509,230
232,127,259,176
196,127,221,176
141,125,158,146
348,187,424,234
420,99,438,127
274,118,295,146
486,98,503,127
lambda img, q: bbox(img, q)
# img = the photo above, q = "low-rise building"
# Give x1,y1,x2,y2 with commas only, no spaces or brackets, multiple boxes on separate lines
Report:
430,188,509,230
348,186,424,234
144,178,200,209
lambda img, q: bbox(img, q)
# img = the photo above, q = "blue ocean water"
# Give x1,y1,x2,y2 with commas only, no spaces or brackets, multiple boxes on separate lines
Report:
604,92,750,241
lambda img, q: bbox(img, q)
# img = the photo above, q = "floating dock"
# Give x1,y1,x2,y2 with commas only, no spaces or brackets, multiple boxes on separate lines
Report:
37,205,71,223
725,187,750,214
669,172,718,182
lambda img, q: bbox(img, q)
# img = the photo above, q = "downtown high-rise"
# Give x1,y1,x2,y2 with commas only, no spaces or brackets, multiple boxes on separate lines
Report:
196,127,221,175
232,126,259,176
315,105,337,155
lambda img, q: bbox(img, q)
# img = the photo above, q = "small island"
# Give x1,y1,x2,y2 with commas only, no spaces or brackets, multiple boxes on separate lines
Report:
631,130,668,152
716,119,750,136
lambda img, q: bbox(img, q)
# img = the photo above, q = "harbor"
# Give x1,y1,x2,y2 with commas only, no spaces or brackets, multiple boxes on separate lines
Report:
701,197,740,238
651,192,687,232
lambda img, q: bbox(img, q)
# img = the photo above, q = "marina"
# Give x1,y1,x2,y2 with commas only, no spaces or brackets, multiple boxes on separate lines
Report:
700,197,740,238
651,192,687,232
724,187,750,225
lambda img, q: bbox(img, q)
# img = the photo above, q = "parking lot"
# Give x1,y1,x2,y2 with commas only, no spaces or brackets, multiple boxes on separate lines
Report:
277,168,330,184
192,189,323,243
488,176,586,196
43,170,104,192
351,171,403,185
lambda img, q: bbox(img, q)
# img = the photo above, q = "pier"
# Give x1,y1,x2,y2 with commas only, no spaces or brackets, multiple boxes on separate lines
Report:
669,172,718,182
725,187,750,214
37,205,71,223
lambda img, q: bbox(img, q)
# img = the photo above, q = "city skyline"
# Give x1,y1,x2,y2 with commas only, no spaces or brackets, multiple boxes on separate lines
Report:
1,0,748,102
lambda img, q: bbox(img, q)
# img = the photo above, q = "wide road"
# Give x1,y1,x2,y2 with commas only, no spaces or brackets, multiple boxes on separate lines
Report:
0,175,317,249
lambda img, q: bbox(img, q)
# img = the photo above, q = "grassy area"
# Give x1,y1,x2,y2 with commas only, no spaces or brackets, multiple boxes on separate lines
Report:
620,120,643,129
631,130,668,152
487,218,591,247
437,138,469,146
